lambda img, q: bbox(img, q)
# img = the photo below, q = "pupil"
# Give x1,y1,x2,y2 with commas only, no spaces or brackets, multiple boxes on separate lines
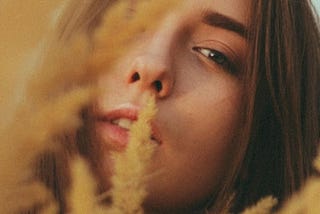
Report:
209,52,225,64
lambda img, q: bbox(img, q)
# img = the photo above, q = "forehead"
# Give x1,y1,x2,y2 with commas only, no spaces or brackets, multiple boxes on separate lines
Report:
178,0,251,26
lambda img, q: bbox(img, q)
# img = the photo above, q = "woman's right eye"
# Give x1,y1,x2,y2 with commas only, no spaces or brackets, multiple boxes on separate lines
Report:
192,47,236,74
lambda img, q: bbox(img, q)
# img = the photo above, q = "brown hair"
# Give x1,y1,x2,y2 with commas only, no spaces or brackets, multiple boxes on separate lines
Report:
225,0,320,212
33,0,320,213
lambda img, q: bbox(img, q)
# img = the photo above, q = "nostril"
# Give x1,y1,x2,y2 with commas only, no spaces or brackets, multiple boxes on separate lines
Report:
130,72,140,82
153,80,163,92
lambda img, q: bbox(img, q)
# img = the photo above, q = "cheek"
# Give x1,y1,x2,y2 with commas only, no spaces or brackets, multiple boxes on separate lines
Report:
183,78,242,175
181,87,242,184
145,80,242,210
169,71,243,154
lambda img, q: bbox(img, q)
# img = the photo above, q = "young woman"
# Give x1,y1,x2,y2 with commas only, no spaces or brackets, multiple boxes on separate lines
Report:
36,0,320,213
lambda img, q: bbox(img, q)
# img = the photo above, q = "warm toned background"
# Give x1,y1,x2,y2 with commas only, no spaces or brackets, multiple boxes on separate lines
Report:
0,0,63,70
0,0,63,130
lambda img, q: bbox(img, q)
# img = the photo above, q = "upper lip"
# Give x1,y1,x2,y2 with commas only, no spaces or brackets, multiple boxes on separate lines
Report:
96,106,162,145
97,107,139,122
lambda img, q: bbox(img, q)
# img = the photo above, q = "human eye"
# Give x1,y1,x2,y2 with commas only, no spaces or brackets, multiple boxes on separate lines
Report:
192,46,236,74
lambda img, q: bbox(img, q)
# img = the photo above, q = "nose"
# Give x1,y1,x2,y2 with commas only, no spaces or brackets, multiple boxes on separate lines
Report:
125,13,181,99
127,53,174,98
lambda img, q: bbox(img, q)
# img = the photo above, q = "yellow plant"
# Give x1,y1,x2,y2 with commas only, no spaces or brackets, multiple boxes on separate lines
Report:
106,95,157,214
67,95,156,214
67,158,106,214
241,196,278,214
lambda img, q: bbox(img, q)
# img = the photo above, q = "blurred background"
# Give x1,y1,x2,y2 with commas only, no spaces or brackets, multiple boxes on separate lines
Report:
314,0,320,13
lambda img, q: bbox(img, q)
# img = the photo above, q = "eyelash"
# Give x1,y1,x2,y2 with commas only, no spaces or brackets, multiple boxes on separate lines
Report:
192,47,236,74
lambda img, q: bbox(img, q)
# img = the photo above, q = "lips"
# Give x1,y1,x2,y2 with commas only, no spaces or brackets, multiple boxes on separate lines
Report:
96,106,161,150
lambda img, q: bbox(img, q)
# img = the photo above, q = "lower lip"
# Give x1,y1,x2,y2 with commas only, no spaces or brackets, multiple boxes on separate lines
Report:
96,121,129,150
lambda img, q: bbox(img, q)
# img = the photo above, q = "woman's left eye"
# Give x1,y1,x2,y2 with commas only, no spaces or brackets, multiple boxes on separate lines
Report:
192,47,235,73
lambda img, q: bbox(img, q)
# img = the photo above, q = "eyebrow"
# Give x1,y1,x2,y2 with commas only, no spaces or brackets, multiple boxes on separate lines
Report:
202,11,248,38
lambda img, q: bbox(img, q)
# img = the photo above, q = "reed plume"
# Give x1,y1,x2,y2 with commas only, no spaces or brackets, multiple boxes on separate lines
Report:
67,158,106,214
0,1,92,212
241,196,278,214
106,95,157,214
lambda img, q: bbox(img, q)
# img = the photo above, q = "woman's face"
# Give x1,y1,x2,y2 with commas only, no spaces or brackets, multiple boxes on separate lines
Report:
92,0,250,211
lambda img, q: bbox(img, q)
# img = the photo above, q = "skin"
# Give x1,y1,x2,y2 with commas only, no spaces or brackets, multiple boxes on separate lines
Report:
91,0,251,212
